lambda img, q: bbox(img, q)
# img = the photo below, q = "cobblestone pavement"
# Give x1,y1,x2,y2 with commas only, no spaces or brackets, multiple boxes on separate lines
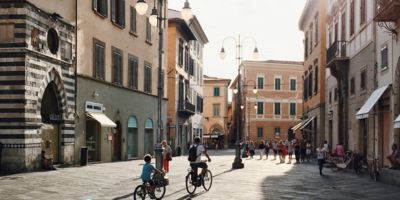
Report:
1,149,400,200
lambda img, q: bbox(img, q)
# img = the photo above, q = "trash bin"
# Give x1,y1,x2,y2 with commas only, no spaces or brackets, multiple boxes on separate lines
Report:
80,147,88,166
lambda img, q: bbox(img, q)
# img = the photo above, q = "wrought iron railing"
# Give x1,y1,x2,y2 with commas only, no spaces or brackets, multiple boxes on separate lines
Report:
326,40,347,65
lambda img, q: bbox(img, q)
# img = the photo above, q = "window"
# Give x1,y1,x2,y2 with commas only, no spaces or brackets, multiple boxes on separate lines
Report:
334,88,338,102
257,76,264,89
213,104,220,117
274,77,281,90
257,101,264,115
290,103,296,116
93,0,108,17
189,57,194,76
334,22,338,42
178,41,183,67
274,102,281,116
341,12,346,41
111,0,125,27
274,127,280,138
112,47,123,85
61,41,72,61
128,55,138,89
304,32,308,59
314,65,319,93
329,90,332,104
381,46,388,69
93,39,105,80
184,47,189,72
360,69,366,90
315,13,319,46
146,17,151,42
309,23,313,53
144,63,152,93
213,87,220,96
304,75,308,100
350,0,355,36
360,0,366,25
257,127,263,138
350,77,355,95
130,6,137,34
290,79,296,91
308,70,313,97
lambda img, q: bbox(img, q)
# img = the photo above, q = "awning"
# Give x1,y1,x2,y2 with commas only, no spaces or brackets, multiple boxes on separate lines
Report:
356,85,390,119
203,134,219,139
299,116,315,130
291,120,306,131
395,115,400,129
86,112,117,127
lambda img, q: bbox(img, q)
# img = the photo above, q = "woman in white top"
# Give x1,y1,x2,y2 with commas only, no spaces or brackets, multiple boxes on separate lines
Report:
316,144,327,176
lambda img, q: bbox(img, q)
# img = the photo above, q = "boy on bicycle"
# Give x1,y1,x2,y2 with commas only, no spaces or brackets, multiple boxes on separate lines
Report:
140,154,163,196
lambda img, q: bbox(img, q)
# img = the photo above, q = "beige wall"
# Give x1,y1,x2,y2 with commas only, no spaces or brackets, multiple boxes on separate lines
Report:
77,0,167,97
29,0,76,23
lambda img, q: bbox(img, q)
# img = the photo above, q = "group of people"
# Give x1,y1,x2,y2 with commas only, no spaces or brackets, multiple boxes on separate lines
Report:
241,139,314,164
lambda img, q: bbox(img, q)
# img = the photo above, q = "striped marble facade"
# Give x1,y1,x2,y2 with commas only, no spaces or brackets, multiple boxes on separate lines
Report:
0,1,75,171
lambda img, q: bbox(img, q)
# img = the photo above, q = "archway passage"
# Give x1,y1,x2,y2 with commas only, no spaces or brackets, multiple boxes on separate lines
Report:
144,118,154,155
40,81,62,163
127,116,138,159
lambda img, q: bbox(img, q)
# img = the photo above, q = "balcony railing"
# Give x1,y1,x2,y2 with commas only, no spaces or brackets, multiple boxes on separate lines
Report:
178,99,196,115
326,40,347,66
374,0,400,22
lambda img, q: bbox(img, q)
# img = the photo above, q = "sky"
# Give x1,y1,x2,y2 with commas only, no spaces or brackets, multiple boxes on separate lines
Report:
168,0,307,81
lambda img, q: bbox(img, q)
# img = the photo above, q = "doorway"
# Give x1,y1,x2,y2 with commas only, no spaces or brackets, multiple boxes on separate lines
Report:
113,121,122,161
127,116,138,159
86,120,100,162
144,118,154,155
40,81,62,164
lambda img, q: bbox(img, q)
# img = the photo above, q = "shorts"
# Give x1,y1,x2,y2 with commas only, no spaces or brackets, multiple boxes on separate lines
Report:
190,162,208,171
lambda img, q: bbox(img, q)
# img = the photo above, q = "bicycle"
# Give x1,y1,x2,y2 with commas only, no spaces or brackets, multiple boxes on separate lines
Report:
185,160,213,195
328,151,353,172
369,157,380,182
133,172,166,200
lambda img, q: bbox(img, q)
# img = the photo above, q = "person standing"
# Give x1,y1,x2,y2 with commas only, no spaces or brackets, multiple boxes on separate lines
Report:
316,144,328,175
294,142,300,163
300,141,306,163
258,140,265,160
248,141,255,159
305,142,312,162
272,140,278,161
287,142,293,164
264,140,270,160
162,140,172,173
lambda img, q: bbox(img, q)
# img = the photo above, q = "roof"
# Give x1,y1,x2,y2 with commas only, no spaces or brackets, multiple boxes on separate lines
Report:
243,60,304,66
168,9,196,40
204,75,231,84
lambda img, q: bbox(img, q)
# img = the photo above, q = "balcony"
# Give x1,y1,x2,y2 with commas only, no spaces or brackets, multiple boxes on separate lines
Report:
178,99,196,116
326,41,348,68
374,0,400,22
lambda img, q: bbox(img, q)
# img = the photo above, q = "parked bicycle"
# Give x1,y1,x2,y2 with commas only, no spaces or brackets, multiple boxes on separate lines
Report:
185,160,213,195
133,172,166,200
327,151,353,172
369,157,380,182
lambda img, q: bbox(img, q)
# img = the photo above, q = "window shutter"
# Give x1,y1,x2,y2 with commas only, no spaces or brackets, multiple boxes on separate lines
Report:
121,0,125,27
111,0,116,22
93,0,98,11
100,46,105,79
104,0,108,17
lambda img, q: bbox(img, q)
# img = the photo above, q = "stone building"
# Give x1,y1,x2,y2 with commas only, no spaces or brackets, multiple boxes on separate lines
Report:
236,60,303,143
203,75,231,149
299,0,328,148
0,0,76,171
74,0,167,163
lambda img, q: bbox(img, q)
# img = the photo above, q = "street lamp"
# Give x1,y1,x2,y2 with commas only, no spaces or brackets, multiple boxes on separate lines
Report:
135,0,193,172
220,35,260,169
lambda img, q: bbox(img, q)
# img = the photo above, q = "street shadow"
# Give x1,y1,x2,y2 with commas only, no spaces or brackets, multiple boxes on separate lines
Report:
260,159,376,200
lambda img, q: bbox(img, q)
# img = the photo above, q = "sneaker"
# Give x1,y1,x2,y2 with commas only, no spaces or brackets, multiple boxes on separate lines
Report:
149,193,156,199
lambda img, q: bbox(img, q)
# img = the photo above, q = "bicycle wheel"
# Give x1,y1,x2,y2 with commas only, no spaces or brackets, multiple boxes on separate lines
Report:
153,183,166,200
133,185,146,200
202,170,213,191
185,172,197,194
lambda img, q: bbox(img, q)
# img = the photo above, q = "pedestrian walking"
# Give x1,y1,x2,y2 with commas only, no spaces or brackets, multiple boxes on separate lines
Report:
248,141,255,159
300,141,306,163
264,140,270,160
316,143,328,175
258,140,265,160
287,142,293,164
306,142,312,162
272,140,278,161
294,141,300,163
162,140,172,174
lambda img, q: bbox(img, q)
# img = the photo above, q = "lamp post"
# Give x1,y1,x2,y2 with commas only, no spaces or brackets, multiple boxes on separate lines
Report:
135,0,193,171
219,35,259,169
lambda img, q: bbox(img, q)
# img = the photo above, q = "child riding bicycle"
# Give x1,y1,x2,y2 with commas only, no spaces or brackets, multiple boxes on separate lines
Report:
140,154,163,196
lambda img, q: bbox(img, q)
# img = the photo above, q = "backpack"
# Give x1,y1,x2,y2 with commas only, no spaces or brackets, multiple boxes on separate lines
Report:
188,145,198,162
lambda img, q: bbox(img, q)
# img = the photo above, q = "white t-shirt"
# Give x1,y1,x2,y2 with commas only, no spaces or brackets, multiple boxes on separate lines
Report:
190,144,205,163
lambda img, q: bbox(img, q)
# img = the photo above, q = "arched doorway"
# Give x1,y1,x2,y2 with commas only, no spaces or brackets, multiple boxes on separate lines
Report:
144,118,154,155
127,116,138,159
40,82,62,163
113,121,122,161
